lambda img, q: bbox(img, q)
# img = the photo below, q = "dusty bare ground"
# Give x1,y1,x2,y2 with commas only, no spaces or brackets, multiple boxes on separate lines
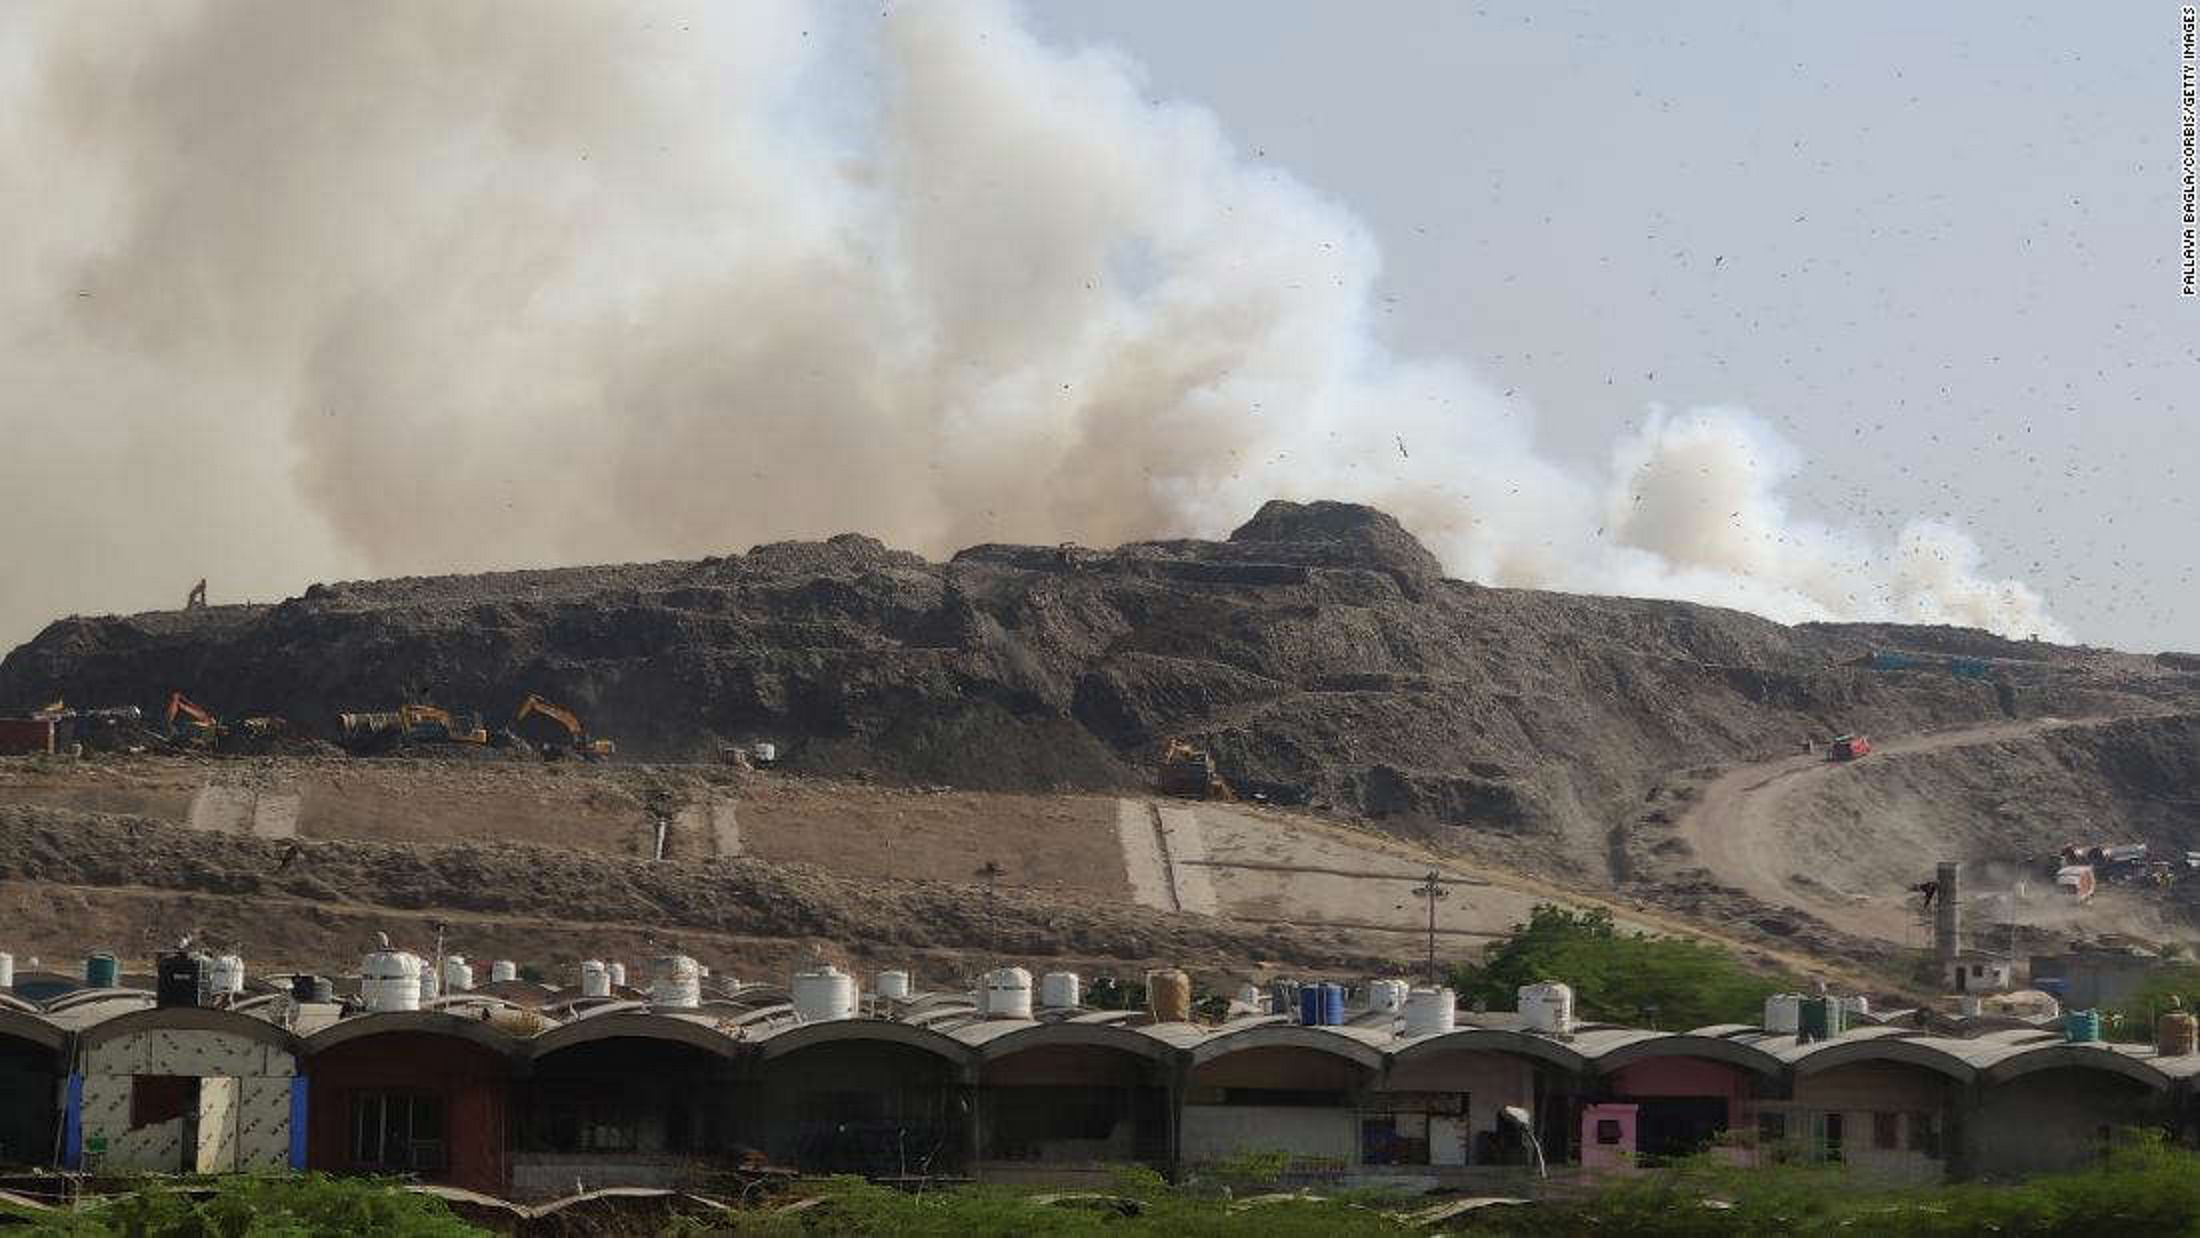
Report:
1632,712,2200,953
0,801,1400,988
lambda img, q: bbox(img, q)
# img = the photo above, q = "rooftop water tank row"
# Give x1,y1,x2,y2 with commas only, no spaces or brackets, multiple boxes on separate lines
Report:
1403,986,1456,1036
2158,1002,2197,1057
208,954,245,998
1518,982,1574,1035
793,964,857,1022
983,967,1034,1019
1763,993,1803,1034
86,953,119,988
579,959,611,998
654,955,702,1009
362,949,424,1013
2064,1009,2103,1044
1298,982,1345,1026
1148,969,1192,1023
1040,971,1080,1010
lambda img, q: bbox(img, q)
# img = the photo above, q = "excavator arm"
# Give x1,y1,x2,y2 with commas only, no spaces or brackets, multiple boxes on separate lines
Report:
512,693,614,759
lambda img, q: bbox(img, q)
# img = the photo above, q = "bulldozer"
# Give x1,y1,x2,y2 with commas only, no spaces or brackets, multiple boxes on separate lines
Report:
1157,738,1232,800
511,693,616,760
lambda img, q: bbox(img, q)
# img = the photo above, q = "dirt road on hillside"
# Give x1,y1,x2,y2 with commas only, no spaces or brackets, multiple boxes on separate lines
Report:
1671,715,2109,943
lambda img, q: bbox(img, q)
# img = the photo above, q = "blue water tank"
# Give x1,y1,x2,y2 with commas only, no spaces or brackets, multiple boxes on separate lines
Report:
1319,982,1345,1026
2065,1009,2102,1043
1299,986,1321,1026
85,953,118,988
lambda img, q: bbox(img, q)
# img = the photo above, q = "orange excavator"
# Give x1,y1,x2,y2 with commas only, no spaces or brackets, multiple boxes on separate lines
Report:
164,691,225,745
511,694,615,760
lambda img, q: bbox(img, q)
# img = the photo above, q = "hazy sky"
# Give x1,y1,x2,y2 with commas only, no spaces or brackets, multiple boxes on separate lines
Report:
1039,2,2197,651
0,2,2190,655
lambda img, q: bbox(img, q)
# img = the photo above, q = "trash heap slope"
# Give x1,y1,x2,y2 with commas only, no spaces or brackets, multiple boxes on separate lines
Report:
6,499,2192,878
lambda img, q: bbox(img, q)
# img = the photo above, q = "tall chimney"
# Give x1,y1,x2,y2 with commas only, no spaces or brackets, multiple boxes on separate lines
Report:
1934,861,1961,975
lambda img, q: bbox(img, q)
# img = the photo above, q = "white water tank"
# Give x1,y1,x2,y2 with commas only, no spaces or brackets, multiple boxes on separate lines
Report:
792,965,858,1022
362,950,423,1013
579,959,610,998
442,955,474,994
0,952,13,990
607,962,627,989
1838,994,1870,1019
491,960,517,984
1237,982,1264,1012
1370,978,1411,1014
208,954,245,997
877,969,913,1000
1403,986,1457,1036
415,954,440,1002
1763,993,1803,1034
1518,981,1575,1035
1040,971,1081,1009
752,741,778,764
653,955,702,1009
984,967,1035,1019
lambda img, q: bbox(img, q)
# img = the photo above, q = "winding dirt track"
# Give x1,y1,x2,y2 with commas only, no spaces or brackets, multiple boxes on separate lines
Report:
1670,716,2091,943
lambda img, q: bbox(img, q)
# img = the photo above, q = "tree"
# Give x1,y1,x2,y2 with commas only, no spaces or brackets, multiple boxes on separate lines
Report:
1449,904,1788,1029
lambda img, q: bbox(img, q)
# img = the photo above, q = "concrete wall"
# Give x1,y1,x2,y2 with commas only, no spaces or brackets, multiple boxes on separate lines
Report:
1181,1104,1357,1167
79,1030,294,1173
1607,1056,1754,1127
305,1031,509,1196
1385,1049,1537,1164
1965,1067,2166,1178
1762,1061,1958,1183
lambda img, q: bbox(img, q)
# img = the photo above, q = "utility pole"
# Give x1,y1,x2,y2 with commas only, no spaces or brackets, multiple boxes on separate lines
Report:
976,861,1006,960
1411,870,1450,986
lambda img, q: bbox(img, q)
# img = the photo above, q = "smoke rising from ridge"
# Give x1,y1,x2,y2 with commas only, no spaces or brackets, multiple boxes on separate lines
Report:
0,1,2064,647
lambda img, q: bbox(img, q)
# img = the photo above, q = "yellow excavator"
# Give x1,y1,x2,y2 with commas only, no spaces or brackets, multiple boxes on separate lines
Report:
1157,737,1232,800
338,704,488,749
511,694,616,760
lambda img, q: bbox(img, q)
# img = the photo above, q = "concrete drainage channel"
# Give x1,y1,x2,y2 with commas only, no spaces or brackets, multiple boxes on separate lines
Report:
186,782,299,839
1114,798,1219,916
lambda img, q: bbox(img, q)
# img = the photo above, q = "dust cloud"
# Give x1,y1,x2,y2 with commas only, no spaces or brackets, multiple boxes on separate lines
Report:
0,1,2065,649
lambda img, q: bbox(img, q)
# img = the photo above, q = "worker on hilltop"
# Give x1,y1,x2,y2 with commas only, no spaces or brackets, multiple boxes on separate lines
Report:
185,579,207,610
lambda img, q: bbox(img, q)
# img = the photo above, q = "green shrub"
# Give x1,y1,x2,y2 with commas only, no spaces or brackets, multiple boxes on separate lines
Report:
1451,904,1791,1028
35,1174,484,1237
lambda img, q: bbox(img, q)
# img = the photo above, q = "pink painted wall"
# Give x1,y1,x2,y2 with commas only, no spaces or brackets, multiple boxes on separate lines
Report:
1581,1103,1638,1171
1608,1057,1752,1126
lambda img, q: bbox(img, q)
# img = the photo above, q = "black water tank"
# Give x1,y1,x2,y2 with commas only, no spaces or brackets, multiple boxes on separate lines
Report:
290,974,333,1003
156,952,205,1008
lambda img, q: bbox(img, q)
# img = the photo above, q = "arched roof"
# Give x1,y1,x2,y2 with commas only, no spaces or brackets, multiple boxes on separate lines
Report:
1187,1024,1386,1072
0,1008,66,1055
1390,1027,1590,1074
1981,1044,2171,1092
301,1011,524,1059
526,1012,743,1061
755,1019,973,1066
78,1006,301,1057
1789,1037,1976,1085
1585,1032,1784,1079
972,1020,1179,1065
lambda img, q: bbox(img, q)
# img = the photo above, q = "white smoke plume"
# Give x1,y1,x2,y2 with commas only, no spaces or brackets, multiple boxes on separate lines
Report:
0,0,2064,647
